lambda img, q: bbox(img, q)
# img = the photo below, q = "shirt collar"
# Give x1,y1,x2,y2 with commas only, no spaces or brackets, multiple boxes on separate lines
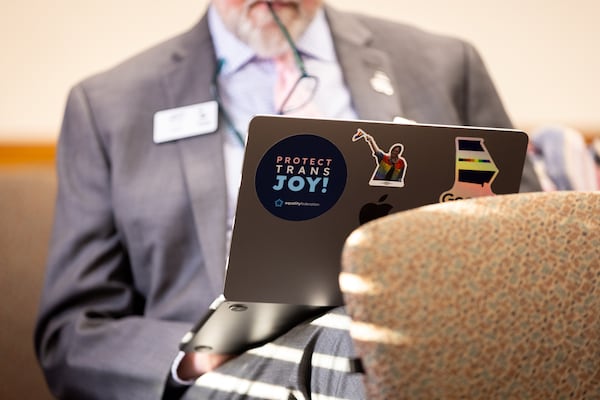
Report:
295,9,337,63
207,5,336,76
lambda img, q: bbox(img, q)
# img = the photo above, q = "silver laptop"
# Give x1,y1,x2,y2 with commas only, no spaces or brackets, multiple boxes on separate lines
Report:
180,115,529,354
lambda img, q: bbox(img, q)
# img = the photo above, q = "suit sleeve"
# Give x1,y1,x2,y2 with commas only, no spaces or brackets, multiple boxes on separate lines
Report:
34,84,191,399
461,43,542,193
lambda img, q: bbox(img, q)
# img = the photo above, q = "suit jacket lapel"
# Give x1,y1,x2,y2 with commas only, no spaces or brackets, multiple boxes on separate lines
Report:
155,7,405,296
325,6,404,122
160,16,228,296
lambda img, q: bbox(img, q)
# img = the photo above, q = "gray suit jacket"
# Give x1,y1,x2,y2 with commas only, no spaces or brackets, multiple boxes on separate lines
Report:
35,5,541,399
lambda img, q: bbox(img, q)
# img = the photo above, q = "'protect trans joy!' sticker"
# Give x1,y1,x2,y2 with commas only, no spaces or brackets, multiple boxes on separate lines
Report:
255,134,347,221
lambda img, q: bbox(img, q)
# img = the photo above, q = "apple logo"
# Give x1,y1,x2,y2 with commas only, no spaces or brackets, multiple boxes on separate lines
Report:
359,194,393,225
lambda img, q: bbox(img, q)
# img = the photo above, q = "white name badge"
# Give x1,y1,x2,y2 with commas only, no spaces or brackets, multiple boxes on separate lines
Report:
153,101,218,143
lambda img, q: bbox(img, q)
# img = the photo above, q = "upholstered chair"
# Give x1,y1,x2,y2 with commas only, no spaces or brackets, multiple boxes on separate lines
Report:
341,191,600,399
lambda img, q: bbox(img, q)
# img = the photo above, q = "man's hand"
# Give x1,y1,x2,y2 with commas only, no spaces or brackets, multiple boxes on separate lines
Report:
177,352,236,381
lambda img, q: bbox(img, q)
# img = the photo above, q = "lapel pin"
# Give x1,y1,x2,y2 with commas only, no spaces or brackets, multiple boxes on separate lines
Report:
370,70,394,96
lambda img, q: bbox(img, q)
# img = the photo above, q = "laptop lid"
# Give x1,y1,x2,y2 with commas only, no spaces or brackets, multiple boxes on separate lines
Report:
180,115,529,354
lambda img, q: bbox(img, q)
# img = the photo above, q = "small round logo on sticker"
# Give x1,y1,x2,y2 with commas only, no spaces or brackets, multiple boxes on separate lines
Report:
255,134,347,221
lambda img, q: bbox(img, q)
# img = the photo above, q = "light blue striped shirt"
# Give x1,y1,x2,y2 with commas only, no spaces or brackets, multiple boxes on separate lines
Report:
207,5,357,241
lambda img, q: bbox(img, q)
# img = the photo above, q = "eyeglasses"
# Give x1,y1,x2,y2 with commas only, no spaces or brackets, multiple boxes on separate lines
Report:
266,2,319,115
211,3,319,146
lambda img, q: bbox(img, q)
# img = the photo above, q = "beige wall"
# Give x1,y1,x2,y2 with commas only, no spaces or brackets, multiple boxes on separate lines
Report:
1,0,599,141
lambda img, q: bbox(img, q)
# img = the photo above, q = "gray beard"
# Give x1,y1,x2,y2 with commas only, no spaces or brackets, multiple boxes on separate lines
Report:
240,30,291,58
233,4,309,58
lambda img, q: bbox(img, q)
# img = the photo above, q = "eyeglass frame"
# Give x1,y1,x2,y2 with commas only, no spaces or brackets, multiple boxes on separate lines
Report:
266,1,319,115
210,3,320,146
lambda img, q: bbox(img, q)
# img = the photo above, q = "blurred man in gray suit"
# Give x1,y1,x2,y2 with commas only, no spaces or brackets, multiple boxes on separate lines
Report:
35,0,541,399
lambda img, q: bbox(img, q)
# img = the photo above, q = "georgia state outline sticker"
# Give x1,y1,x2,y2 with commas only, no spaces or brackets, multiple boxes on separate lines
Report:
439,136,499,202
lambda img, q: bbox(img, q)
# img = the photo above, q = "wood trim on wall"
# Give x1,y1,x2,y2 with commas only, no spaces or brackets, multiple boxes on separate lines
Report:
581,131,598,144
0,143,56,165
0,127,598,166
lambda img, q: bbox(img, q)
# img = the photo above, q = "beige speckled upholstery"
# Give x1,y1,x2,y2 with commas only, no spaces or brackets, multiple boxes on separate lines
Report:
341,191,600,399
